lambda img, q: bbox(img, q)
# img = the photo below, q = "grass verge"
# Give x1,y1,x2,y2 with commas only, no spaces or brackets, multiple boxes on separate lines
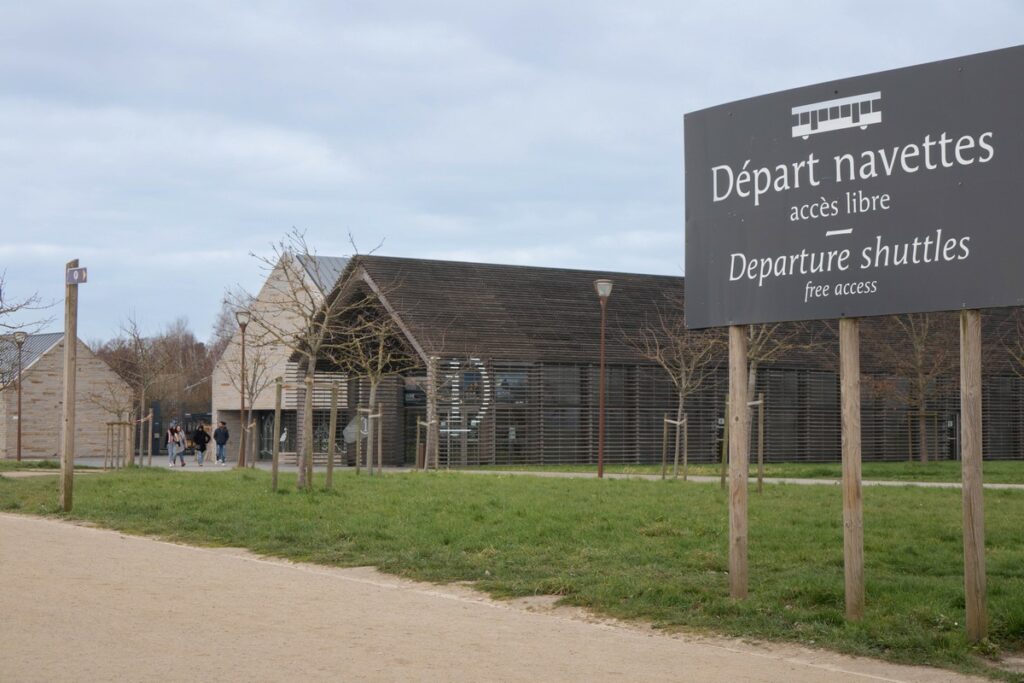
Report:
0,468,1021,680
468,460,1024,484
0,459,62,471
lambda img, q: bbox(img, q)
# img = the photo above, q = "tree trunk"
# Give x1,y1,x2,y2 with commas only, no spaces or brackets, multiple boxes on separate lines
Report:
366,379,378,476
298,368,314,490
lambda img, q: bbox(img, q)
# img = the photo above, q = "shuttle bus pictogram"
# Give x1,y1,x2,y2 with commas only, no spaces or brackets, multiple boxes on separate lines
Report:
791,91,881,139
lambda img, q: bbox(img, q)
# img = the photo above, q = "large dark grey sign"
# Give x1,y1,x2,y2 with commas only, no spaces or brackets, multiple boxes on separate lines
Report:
684,45,1024,329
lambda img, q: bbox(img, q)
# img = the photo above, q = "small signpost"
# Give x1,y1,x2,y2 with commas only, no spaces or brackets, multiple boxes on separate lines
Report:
685,45,1024,639
65,267,88,285
60,259,86,512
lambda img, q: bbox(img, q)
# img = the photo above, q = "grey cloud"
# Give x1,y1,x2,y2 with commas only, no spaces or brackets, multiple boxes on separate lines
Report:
0,1,1021,339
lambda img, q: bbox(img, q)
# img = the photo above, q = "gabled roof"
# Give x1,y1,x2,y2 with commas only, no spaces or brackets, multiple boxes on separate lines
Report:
348,255,685,364
0,332,63,386
296,255,349,294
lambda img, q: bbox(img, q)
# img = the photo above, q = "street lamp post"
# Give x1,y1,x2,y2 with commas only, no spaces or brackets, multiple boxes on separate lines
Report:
593,279,613,479
235,309,251,468
14,331,27,462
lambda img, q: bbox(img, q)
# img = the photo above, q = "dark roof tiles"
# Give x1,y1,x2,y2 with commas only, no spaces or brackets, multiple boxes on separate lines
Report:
0,332,64,385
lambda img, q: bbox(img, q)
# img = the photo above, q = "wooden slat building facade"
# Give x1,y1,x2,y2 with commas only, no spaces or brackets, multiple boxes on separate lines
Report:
291,255,1024,467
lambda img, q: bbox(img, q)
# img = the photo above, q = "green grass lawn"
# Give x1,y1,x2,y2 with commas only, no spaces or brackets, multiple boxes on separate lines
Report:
0,459,98,472
1,468,1021,680
469,459,1024,484
0,459,61,472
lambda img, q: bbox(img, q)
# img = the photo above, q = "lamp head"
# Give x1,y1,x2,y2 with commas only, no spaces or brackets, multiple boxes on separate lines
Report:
593,279,614,300
13,331,27,347
234,309,252,328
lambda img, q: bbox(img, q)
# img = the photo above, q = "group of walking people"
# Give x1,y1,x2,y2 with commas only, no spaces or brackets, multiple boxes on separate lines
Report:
165,421,231,467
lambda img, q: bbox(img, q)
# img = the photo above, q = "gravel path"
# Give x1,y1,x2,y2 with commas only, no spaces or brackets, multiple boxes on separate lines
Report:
0,513,982,682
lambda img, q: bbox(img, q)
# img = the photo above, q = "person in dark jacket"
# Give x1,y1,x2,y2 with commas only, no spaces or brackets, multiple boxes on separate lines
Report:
213,421,229,466
193,422,211,466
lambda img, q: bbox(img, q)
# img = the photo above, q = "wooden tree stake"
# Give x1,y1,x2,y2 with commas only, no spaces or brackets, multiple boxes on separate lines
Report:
757,393,765,494
720,402,729,490
326,382,338,490
661,415,669,480
271,377,282,492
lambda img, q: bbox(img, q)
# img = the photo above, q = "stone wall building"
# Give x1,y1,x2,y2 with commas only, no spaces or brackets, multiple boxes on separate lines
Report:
0,333,132,459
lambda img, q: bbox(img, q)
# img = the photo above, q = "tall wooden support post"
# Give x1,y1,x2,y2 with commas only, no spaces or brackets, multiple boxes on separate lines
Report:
60,259,80,512
728,325,749,599
238,320,248,468
960,309,987,642
15,333,24,461
326,382,338,490
271,377,282,493
840,318,865,621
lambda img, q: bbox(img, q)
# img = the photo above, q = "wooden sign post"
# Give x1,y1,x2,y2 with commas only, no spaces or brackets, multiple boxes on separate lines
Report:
960,309,987,642
683,47,1016,639
728,325,749,599
60,259,83,512
840,318,865,620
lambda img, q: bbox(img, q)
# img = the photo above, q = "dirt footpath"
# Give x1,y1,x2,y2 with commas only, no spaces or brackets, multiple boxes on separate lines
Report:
0,514,981,683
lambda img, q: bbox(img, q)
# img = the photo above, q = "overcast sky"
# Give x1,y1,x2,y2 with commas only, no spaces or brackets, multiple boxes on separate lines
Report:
2,1,1021,341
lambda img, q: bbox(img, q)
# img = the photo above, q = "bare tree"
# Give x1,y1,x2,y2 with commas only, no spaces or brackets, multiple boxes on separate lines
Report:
324,288,423,474
869,313,958,462
241,229,362,490
85,378,136,466
158,318,215,418
1001,309,1024,380
96,313,170,465
626,292,724,455
0,271,51,335
744,323,816,404
219,336,276,467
